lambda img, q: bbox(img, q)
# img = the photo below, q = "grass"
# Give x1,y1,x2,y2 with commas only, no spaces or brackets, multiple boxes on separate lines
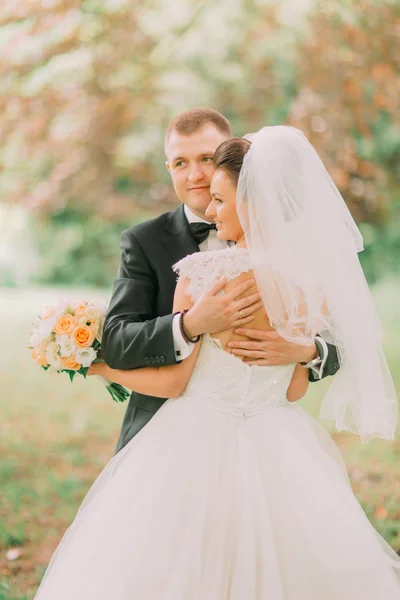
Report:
0,279,399,598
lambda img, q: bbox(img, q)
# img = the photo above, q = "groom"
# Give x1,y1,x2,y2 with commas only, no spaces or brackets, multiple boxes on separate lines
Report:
102,108,339,453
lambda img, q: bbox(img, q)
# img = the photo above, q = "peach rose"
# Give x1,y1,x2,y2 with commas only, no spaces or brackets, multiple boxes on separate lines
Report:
31,347,48,367
74,302,88,319
62,355,81,370
72,324,95,348
53,313,77,336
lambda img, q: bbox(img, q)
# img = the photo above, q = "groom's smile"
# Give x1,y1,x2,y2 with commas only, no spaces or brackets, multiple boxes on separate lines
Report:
189,185,210,191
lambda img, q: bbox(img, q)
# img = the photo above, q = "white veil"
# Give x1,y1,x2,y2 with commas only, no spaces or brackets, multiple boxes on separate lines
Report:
238,126,397,443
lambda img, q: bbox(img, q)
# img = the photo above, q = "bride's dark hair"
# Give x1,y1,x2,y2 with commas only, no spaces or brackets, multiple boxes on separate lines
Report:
213,137,251,185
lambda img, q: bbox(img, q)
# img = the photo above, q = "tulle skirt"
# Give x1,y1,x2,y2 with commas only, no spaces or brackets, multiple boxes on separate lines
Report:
35,395,400,599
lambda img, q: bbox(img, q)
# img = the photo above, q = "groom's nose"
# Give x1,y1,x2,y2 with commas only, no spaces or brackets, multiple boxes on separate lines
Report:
188,162,205,183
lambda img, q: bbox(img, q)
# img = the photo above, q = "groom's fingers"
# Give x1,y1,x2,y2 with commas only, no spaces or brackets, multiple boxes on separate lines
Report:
207,275,255,298
228,340,269,351
243,359,274,366
230,349,267,359
208,276,227,296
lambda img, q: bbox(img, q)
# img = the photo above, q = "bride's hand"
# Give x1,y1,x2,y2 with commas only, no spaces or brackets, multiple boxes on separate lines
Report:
87,361,109,377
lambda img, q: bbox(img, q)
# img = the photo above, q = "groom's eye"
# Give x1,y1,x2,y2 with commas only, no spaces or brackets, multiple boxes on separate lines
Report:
175,160,185,168
203,157,213,163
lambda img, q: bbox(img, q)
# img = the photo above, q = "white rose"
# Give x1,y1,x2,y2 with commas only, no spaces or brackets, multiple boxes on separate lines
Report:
56,335,77,358
96,315,105,342
53,301,68,319
75,347,97,368
45,342,63,370
38,315,57,340
31,328,53,349
29,328,42,349
85,304,102,321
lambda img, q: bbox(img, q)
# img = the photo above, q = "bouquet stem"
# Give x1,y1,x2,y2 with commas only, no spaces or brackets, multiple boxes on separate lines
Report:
96,376,130,403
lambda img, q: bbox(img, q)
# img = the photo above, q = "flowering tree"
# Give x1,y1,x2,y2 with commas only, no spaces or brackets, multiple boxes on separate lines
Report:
1,0,398,285
288,0,400,225
0,0,207,218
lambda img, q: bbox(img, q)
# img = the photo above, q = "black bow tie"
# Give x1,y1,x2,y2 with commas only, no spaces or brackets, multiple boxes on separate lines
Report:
189,222,218,245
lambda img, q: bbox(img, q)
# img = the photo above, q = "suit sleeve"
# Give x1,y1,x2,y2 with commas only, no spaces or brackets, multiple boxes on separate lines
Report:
308,339,340,382
102,229,178,370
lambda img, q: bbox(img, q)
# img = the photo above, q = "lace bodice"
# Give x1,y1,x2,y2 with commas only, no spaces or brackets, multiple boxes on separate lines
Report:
173,247,295,416
173,246,252,302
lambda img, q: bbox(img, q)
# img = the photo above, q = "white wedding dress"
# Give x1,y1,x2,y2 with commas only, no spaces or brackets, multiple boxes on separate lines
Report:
35,247,400,599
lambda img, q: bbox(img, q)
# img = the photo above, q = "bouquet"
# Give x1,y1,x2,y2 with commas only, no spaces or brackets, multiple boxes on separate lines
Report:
29,299,129,403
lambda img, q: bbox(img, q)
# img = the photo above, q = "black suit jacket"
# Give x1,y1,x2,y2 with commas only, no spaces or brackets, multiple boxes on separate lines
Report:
103,204,339,452
102,204,199,450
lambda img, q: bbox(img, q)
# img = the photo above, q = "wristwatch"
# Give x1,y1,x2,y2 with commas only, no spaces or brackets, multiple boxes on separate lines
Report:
300,338,323,369
300,355,322,369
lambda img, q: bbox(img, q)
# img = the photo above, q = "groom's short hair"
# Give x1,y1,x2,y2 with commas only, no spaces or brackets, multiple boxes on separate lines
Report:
165,108,232,148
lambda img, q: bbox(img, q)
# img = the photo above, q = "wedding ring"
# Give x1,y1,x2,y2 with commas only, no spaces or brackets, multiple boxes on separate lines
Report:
239,310,243,319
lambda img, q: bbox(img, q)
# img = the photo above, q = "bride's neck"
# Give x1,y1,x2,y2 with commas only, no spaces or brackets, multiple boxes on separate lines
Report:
235,232,247,248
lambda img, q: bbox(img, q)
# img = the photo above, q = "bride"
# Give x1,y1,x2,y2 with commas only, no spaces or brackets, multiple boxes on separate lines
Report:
35,126,400,599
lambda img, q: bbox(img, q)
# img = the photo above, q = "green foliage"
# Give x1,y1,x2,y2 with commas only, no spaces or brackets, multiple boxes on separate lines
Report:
359,219,400,284
31,208,149,287
0,580,27,600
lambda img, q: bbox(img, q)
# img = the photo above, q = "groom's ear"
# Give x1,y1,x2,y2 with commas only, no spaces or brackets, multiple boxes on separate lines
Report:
165,160,171,174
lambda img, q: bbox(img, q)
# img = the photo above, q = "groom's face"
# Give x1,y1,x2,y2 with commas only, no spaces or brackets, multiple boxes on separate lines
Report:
165,124,230,220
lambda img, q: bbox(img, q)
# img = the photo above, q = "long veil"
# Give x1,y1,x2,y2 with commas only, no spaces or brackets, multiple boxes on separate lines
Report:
238,126,397,443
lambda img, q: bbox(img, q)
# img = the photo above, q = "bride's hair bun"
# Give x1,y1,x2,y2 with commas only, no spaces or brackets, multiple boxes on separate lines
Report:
213,137,251,185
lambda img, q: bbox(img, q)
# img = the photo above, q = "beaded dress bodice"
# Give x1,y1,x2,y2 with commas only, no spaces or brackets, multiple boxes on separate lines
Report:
173,247,295,416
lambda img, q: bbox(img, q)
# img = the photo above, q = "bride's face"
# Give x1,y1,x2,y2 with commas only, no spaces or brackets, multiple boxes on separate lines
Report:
206,169,244,242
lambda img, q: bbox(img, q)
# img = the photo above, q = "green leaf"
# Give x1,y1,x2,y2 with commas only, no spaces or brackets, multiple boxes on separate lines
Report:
67,370,76,383
80,367,89,379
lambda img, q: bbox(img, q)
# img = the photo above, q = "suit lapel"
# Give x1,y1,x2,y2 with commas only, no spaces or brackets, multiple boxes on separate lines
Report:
162,204,199,263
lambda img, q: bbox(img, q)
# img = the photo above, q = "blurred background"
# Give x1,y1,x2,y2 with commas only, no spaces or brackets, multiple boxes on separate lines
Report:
0,0,399,597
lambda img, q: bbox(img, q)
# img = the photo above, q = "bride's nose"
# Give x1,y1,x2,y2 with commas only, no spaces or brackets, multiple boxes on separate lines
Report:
205,199,216,218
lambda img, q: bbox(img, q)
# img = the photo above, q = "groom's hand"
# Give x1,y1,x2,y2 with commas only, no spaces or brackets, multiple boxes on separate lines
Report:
183,277,263,338
227,329,318,366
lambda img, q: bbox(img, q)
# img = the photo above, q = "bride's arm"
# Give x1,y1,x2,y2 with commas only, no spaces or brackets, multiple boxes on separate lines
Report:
89,276,201,398
286,364,309,402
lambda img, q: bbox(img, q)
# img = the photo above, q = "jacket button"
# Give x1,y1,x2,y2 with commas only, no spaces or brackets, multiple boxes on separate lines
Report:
150,357,156,364
160,356,165,363
155,356,160,364
333,361,339,369
144,357,150,364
